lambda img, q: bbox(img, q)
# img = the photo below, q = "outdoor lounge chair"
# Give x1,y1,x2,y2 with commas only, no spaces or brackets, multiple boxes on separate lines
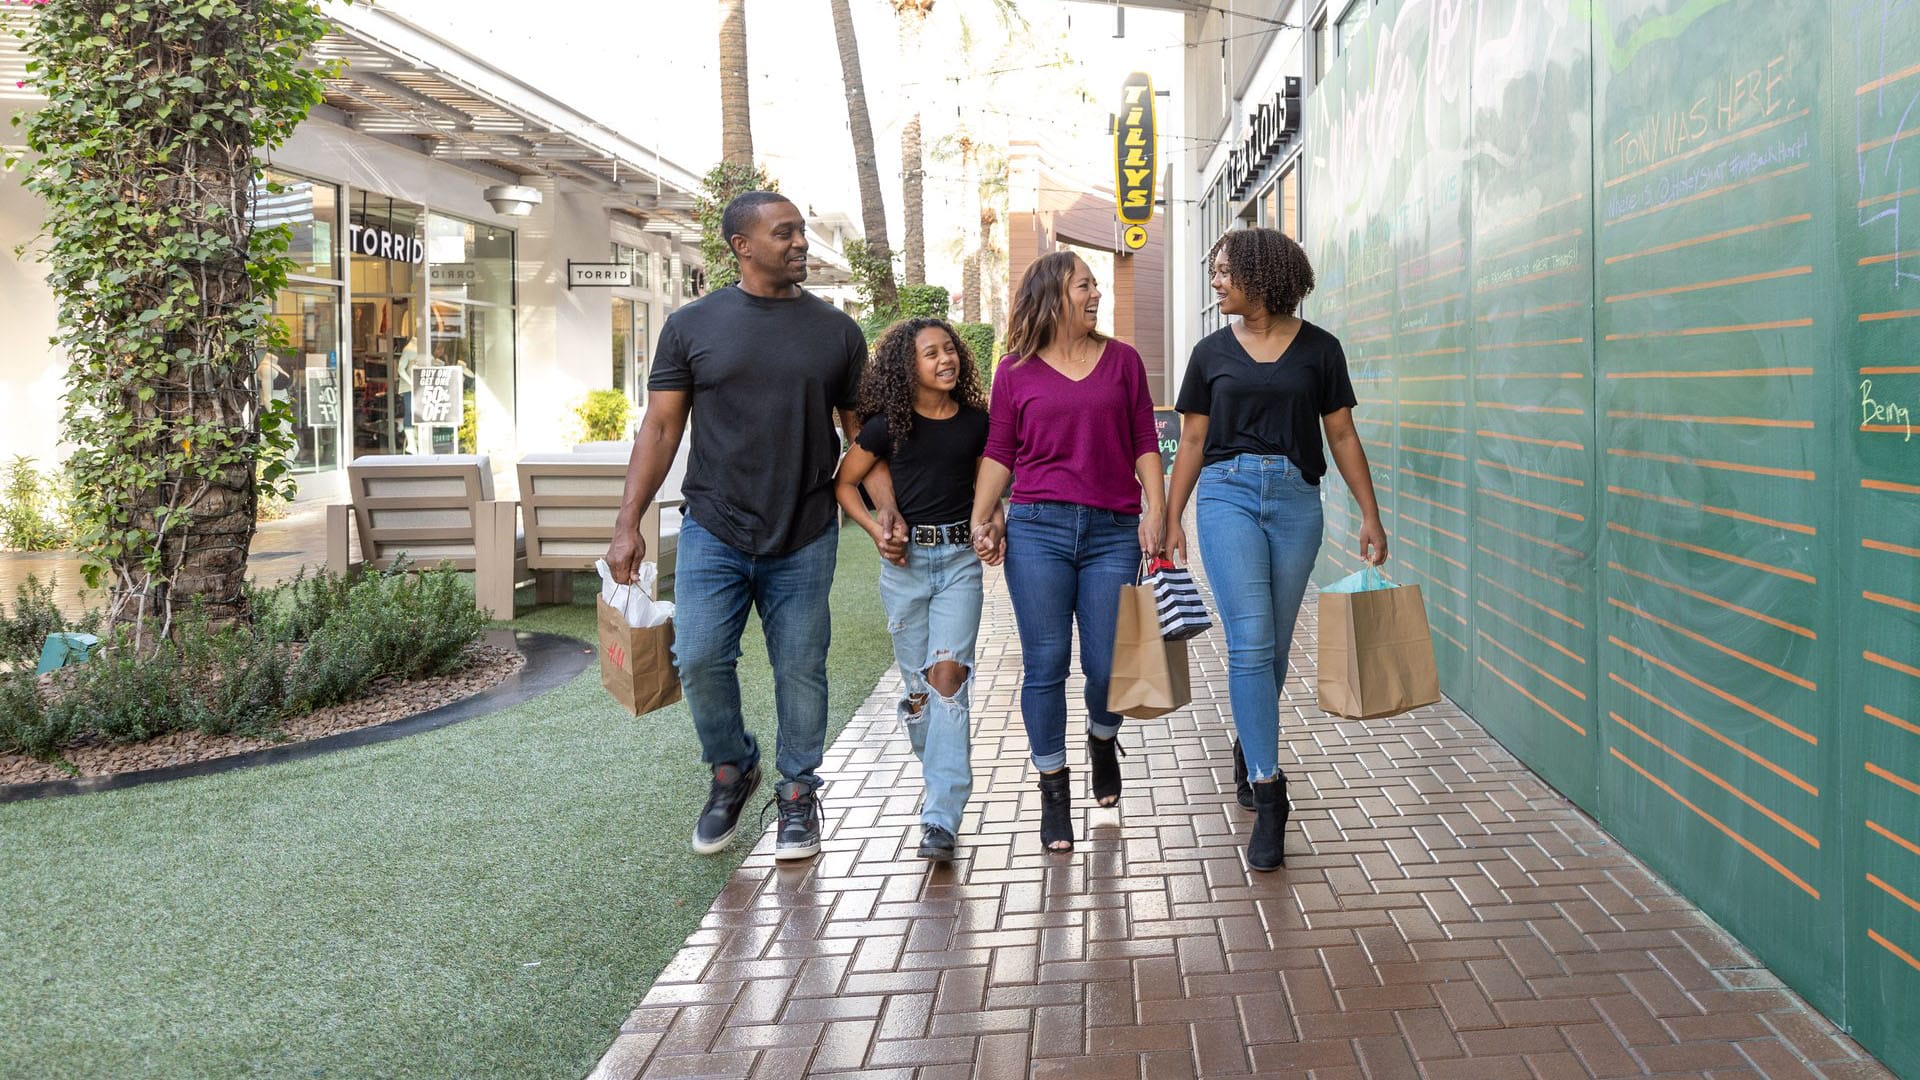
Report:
325,453,525,619
513,450,661,603
570,439,686,588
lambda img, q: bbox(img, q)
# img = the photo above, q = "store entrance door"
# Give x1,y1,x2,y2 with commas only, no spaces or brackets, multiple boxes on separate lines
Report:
349,293,414,456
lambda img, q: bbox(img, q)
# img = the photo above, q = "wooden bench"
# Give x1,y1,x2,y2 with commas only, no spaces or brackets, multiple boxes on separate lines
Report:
324,453,525,618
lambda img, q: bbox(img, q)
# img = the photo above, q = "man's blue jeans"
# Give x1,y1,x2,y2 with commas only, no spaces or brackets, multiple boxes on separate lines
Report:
1195,455,1323,783
877,541,982,834
1002,501,1141,772
672,515,838,790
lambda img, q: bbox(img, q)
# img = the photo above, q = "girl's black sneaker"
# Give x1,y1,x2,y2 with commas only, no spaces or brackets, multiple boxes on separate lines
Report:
917,824,956,862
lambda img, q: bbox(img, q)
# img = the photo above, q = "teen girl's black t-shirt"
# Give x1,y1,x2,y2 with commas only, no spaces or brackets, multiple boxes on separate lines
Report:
1174,320,1357,482
855,405,989,526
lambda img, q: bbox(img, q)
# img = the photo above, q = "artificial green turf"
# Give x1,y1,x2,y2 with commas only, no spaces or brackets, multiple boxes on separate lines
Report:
0,523,895,1079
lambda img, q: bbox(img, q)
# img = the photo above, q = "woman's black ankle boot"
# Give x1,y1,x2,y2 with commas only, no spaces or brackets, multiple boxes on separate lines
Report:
1088,734,1125,807
1232,740,1253,811
1247,773,1290,872
1038,768,1074,853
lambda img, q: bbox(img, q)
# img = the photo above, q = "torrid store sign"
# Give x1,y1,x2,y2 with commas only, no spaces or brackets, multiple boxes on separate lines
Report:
347,221,425,263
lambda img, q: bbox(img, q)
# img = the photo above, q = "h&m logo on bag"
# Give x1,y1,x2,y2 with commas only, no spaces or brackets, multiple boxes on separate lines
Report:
606,643,629,671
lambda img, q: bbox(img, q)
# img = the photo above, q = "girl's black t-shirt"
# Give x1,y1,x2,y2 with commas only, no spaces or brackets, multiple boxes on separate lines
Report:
856,405,989,526
1174,320,1357,482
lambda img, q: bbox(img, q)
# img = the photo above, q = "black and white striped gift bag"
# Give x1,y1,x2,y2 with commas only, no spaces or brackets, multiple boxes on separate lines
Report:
1148,562,1213,641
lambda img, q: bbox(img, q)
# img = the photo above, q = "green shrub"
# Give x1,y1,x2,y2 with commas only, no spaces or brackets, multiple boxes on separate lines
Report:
574,389,635,444
1,456,71,552
0,576,98,673
0,674,73,760
255,565,358,644
3,563,486,754
953,322,997,388
48,641,181,745
288,564,484,711
173,616,291,738
897,284,951,320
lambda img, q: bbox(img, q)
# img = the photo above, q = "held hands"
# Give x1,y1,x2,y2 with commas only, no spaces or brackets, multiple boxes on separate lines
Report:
1138,511,1166,558
873,506,909,567
1359,517,1389,566
971,517,1005,566
1165,519,1187,564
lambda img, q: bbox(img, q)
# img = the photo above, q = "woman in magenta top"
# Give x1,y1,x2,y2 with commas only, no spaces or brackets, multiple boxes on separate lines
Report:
970,251,1166,853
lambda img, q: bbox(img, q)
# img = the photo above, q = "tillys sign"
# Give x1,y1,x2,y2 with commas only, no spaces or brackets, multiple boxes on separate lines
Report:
411,365,463,428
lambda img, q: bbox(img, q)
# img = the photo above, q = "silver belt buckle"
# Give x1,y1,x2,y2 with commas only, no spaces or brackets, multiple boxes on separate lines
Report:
912,525,938,547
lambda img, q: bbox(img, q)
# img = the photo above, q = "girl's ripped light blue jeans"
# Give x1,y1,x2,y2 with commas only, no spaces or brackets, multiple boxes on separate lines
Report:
877,541,983,834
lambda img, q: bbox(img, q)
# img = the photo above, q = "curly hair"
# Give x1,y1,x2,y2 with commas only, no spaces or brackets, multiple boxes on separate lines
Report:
1210,227,1315,317
856,317,988,452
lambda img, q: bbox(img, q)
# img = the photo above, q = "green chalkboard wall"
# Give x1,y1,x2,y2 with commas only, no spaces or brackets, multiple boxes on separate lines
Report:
1303,1,1920,1072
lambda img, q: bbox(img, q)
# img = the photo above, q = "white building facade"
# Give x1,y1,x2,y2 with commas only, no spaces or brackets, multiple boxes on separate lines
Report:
0,4,853,504
1142,0,1378,376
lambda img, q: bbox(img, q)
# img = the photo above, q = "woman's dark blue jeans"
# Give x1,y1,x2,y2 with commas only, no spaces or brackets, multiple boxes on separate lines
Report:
1002,500,1141,772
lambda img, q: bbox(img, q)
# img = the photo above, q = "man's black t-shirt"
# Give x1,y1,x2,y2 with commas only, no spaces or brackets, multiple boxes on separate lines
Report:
649,285,866,555
855,405,989,526
1174,320,1357,482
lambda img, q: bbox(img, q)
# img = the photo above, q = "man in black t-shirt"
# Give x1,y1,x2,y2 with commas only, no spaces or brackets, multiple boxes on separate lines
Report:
607,191,865,862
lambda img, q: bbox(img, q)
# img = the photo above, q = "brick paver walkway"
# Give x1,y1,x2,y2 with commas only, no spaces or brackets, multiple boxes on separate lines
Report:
588,561,1891,1080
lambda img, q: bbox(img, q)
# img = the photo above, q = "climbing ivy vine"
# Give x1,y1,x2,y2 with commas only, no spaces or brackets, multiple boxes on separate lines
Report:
5,0,336,641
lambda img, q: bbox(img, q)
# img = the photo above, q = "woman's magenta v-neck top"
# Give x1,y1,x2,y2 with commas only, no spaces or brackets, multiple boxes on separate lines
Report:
982,338,1160,513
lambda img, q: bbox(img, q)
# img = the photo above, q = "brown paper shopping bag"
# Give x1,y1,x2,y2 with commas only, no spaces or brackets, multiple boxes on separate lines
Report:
1108,577,1193,720
1316,577,1442,720
597,596,682,716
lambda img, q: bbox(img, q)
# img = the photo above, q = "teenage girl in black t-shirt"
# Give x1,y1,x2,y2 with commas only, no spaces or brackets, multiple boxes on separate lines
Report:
835,318,1003,863
1163,228,1389,873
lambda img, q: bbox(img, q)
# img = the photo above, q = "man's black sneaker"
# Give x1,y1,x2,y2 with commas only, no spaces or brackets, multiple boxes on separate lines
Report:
772,780,822,860
917,824,956,863
691,763,761,855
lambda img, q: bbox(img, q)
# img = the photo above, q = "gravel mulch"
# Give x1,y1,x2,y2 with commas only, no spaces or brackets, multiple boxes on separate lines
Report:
0,642,524,785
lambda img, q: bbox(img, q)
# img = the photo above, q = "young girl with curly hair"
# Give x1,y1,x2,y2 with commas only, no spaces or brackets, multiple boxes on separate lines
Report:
1165,228,1388,873
835,317,1001,863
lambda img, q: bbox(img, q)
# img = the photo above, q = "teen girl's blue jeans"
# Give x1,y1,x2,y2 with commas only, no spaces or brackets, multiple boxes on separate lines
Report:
1002,501,1140,772
1195,455,1323,782
876,541,983,834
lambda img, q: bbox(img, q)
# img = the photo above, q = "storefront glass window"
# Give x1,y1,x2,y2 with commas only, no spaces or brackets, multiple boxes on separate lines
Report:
255,171,338,279
609,296,654,405
265,286,344,475
612,243,650,290
1336,0,1367,60
348,194,422,457
252,170,344,479
1281,167,1300,239
425,212,516,457
612,296,632,395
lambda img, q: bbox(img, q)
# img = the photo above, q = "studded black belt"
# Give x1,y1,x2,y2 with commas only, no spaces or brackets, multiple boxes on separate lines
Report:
911,521,972,547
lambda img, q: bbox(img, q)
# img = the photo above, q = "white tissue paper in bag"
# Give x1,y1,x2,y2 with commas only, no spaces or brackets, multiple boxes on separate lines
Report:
595,558,674,628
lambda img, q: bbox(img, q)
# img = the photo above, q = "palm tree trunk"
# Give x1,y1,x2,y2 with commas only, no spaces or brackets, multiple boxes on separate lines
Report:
718,0,753,167
900,116,924,286
962,250,980,322
830,0,898,311
894,3,931,286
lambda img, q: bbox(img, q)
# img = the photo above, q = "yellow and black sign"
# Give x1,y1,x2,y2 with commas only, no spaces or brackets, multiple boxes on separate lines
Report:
1114,71,1155,226
1122,223,1148,250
